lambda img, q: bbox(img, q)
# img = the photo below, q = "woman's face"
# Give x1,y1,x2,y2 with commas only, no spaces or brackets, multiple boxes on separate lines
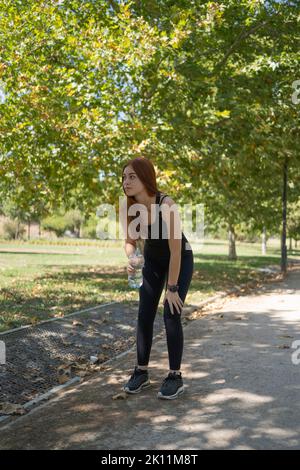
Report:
122,165,145,197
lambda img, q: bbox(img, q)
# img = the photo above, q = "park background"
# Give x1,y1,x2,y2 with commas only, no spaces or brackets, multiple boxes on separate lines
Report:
0,2,299,348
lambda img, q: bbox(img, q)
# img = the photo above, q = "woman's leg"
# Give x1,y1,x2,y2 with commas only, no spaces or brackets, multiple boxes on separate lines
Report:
163,252,194,371
136,257,167,367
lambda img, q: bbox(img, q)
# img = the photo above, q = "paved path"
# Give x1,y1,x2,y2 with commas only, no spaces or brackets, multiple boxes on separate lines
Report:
0,269,299,450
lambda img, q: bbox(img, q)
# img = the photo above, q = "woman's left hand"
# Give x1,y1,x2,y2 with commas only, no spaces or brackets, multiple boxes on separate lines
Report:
163,290,184,315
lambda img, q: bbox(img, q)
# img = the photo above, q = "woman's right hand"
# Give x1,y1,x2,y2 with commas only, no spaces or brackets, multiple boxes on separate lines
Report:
127,262,136,275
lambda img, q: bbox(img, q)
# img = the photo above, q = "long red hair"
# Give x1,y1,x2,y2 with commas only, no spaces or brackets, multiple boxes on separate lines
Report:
121,157,159,244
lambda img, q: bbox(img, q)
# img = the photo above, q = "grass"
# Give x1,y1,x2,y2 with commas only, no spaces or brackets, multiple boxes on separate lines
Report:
0,237,298,332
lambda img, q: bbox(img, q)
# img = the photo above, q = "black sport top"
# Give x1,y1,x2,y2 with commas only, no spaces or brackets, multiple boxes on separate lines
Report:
144,191,191,257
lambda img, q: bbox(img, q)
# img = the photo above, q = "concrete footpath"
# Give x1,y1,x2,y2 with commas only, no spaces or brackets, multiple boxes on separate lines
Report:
0,269,299,450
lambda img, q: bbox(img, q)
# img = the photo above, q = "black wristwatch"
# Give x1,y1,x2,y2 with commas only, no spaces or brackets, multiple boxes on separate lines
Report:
167,284,179,292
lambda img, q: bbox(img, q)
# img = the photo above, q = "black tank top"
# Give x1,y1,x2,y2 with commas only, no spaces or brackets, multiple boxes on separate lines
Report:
144,191,191,257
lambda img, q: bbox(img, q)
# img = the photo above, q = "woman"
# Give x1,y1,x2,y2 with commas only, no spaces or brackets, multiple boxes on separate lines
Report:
120,157,194,400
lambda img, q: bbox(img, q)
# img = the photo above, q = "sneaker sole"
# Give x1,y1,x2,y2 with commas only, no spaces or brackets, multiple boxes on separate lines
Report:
123,380,151,394
157,385,185,400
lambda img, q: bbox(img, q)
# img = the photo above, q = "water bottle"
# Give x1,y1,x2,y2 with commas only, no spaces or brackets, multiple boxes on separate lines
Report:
128,247,144,289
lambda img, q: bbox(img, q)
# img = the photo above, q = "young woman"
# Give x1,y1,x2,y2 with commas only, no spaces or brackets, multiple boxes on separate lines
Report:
120,157,194,400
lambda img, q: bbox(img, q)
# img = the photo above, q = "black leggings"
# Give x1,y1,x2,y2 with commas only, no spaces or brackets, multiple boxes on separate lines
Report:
136,250,194,371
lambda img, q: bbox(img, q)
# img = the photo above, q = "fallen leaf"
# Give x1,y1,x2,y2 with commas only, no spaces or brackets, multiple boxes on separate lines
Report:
72,320,84,327
54,312,64,318
0,402,26,415
32,377,45,384
91,319,104,326
57,366,72,384
97,353,109,362
76,371,87,378
70,362,88,371
112,392,127,400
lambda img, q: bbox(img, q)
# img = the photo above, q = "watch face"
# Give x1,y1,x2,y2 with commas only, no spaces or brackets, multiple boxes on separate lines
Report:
169,285,178,292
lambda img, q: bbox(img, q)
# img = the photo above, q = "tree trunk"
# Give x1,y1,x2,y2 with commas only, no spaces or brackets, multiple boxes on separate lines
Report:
38,221,41,238
28,220,31,240
296,239,298,248
281,157,288,274
262,226,267,255
15,219,20,240
228,224,237,260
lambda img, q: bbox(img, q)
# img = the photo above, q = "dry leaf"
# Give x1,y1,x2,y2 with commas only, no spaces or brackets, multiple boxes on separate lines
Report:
32,377,45,384
72,320,84,327
54,311,64,318
0,402,26,416
91,319,104,326
97,353,109,362
70,362,88,371
57,366,72,384
76,371,87,378
112,392,127,400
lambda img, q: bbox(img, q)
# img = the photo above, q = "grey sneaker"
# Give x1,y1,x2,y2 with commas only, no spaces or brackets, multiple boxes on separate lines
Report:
157,372,184,400
123,366,151,394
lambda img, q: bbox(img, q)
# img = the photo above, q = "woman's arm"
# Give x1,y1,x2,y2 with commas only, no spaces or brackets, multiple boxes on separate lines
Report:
167,241,181,285
125,240,136,258
120,199,137,258
161,197,184,315
161,196,182,284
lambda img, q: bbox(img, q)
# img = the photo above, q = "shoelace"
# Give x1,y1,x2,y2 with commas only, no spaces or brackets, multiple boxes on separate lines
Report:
162,373,181,384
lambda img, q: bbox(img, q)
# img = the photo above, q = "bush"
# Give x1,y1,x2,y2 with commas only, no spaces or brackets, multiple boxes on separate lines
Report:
41,215,69,237
81,215,98,239
2,219,26,240
64,209,85,237
42,210,85,238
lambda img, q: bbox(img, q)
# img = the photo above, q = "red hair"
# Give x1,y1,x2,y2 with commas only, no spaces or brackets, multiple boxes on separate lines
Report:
121,157,159,243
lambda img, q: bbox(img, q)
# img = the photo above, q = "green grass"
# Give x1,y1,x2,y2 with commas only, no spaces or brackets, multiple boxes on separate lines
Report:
0,237,298,332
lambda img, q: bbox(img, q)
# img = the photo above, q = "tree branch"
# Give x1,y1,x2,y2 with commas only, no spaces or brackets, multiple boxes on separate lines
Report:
213,12,281,74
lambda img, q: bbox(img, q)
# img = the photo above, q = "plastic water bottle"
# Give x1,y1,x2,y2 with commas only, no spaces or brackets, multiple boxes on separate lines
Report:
128,247,144,289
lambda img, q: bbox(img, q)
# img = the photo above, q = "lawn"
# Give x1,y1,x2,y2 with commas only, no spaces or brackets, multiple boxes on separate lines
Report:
0,237,297,332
